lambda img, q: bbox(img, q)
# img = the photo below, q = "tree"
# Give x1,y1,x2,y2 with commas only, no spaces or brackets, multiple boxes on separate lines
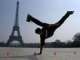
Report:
72,32,80,47
66,40,72,47
0,42,5,47
54,39,62,47
73,32,80,41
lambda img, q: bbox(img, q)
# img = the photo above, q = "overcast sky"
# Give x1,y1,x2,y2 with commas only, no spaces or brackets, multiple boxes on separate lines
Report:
0,0,80,43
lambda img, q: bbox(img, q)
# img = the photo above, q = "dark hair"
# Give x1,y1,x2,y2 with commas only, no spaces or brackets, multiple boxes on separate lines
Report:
35,28,41,34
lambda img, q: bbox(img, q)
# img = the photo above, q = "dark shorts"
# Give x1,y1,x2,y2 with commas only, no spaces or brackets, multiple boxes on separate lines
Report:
40,26,59,46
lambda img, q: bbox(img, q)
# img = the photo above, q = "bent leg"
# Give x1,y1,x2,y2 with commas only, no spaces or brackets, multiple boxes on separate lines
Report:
27,14,45,27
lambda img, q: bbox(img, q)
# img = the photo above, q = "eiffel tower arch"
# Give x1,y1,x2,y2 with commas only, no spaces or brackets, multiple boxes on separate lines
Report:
6,1,24,46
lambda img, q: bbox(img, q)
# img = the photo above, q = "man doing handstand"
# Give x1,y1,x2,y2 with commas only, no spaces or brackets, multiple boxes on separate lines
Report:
26,11,74,55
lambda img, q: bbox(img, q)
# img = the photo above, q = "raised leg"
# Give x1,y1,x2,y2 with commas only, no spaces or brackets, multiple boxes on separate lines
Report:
56,11,74,27
26,14,45,27
49,11,74,28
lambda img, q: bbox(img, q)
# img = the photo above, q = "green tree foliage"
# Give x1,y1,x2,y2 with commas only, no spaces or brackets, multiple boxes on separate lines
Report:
73,32,80,41
72,32,80,47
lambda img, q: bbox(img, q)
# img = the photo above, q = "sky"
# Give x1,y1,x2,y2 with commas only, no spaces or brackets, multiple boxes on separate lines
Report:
0,0,80,43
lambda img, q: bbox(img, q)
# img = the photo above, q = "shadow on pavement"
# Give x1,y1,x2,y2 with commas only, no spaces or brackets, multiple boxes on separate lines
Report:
0,54,39,60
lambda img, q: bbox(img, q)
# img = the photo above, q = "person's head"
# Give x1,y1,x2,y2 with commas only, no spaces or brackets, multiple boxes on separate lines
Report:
35,28,41,34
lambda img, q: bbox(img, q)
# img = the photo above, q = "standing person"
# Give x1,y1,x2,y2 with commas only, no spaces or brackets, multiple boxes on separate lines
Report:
26,11,74,55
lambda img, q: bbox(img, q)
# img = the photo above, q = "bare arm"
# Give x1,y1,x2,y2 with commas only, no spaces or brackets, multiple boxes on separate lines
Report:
39,36,45,54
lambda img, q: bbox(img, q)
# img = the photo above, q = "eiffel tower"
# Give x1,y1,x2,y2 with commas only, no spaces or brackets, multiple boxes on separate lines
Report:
6,1,24,46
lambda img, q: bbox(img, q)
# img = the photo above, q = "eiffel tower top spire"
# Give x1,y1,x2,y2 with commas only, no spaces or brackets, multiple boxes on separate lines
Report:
14,0,19,26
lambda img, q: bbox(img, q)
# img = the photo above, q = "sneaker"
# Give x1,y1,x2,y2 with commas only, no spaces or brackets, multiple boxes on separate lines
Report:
26,14,32,22
67,11,74,15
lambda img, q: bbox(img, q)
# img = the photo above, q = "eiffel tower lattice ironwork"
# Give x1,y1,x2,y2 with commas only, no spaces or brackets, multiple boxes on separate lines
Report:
6,1,24,46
